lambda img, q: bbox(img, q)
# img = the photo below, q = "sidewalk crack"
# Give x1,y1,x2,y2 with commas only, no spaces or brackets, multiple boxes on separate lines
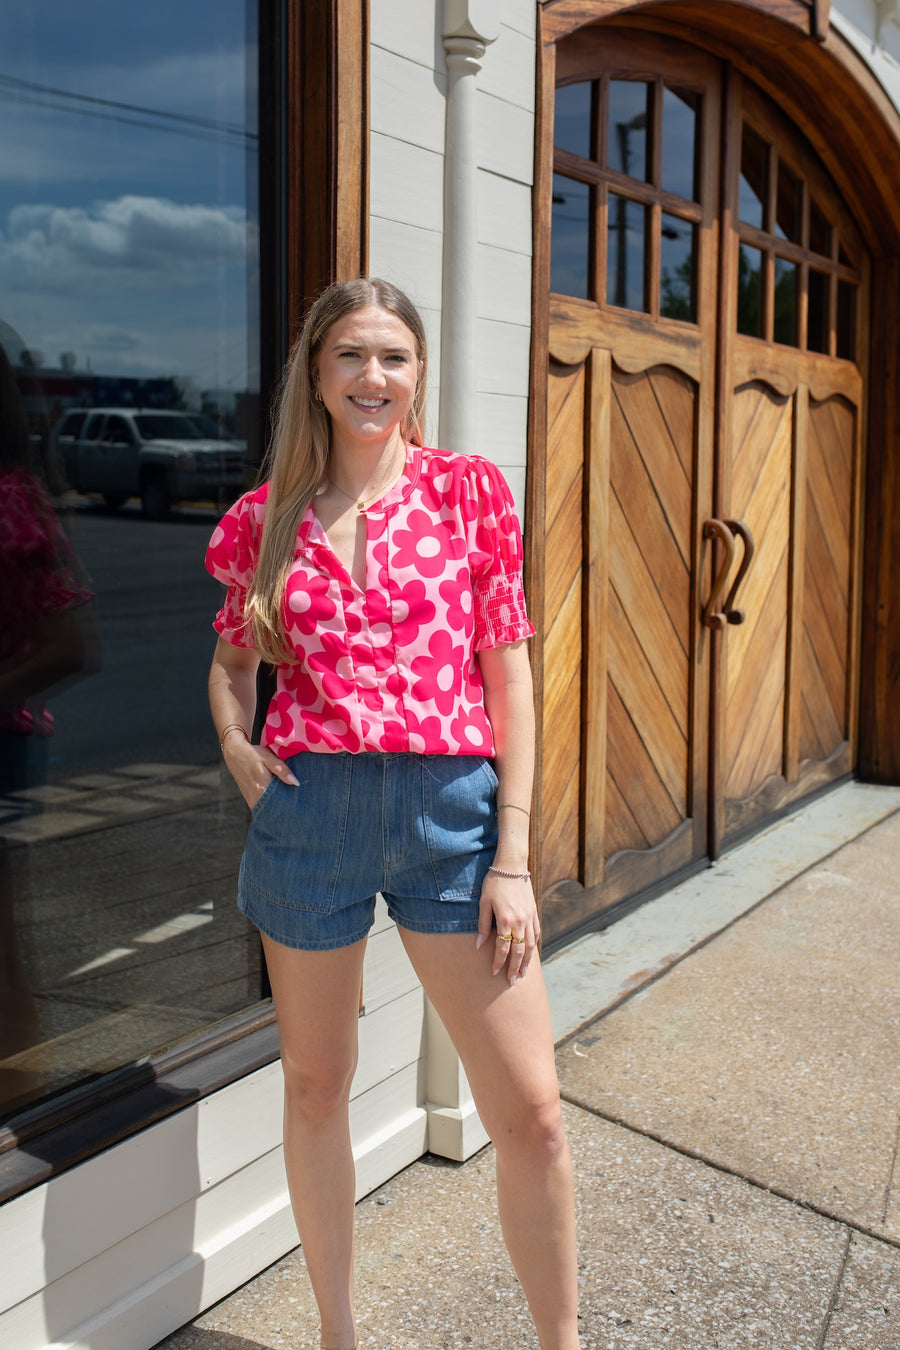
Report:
815,1227,852,1350
561,1092,900,1253
882,1111,900,1226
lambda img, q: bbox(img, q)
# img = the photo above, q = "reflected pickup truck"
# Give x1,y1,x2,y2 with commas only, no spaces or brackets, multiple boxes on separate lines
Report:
55,408,247,519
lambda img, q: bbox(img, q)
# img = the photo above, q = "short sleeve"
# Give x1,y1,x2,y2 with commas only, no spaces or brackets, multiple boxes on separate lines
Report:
462,458,535,650
205,486,268,647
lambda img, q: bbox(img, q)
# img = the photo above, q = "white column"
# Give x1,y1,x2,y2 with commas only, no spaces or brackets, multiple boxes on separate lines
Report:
424,1,500,1164
439,0,499,452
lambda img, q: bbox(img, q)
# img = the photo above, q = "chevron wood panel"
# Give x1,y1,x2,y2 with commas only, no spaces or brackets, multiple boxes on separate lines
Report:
801,396,854,762
606,366,694,853
726,384,792,801
541,362,586,886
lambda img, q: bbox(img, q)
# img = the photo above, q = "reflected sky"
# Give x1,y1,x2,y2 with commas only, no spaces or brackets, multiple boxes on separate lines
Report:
0,1,257,399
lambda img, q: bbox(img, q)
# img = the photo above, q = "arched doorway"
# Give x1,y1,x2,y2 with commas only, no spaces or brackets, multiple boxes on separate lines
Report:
528,9,881,948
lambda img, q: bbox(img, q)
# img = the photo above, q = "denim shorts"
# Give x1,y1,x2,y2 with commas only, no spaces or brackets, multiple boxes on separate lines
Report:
238,751,500,950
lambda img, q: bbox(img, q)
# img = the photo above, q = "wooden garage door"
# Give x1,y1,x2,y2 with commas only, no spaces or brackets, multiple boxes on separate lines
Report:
533,30,867,947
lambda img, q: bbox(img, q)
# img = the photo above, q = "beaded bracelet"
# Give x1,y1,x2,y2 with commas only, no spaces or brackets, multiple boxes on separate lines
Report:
488,864,531,882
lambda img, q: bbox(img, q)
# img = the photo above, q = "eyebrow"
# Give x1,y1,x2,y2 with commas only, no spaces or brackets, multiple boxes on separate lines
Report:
328,338,413,355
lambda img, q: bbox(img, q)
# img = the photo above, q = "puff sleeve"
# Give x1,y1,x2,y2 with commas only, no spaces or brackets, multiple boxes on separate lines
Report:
204,485,268,647
462,457,535,650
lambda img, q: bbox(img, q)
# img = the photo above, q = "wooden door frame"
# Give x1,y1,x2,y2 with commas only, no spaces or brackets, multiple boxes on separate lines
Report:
287,0,369,341
529,0,900,912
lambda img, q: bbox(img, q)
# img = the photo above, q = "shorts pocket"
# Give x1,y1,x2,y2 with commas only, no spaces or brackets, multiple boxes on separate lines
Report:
249,772,281,819
422,756,498,900
240,755,352,915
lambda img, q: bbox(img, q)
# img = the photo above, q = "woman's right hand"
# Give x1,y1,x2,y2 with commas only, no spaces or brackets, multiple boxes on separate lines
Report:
223,737,299,810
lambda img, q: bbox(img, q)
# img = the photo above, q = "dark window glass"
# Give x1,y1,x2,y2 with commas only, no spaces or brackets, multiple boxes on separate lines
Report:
608,81,649,181
739,124,767,230
775,162,802,244
774,257,798,345
0,1,262,1124
660,215,696,322
737,244,763,338
607,194,647,311
809,198,831,258
661,87,699,201
839,242,852,268
554,81,593,160
807,270,829,354
551,174,591,298
837,282,857,361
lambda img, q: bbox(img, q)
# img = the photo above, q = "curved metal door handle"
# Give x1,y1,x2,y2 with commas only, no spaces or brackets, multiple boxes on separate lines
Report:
722,518,756,625
702,519,736,630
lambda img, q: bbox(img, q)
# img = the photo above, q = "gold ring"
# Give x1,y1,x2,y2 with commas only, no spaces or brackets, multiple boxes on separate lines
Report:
497,933,514,943
511,935,525,944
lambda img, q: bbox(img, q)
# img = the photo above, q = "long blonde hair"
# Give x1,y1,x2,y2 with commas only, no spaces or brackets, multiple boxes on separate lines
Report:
248,278,428,665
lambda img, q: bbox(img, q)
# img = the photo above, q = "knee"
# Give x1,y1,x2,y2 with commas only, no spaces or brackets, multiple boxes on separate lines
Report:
494,1097,568,1166
281,1049,356,1123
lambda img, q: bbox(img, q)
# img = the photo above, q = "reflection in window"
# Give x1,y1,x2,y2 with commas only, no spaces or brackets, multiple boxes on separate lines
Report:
607,194,647,312
737,244,763,338
660,215,696,322
809,198,831,258
837,282,857,361
775,162,802,244
0,2,262,1123
555,81,593,159
661,87,699,201
551,175,591,298
739,124,767,230
774,257,798,345
608,81,649,181
807,270,829,354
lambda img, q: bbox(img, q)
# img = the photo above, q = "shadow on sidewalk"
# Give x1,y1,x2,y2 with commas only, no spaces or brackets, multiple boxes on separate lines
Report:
162,1333,273,1350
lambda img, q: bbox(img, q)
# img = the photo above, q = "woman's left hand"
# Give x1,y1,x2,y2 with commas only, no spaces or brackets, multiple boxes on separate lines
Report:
476,871,541,984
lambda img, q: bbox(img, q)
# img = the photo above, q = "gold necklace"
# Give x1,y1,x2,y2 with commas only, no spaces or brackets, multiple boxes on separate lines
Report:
326,446,405,513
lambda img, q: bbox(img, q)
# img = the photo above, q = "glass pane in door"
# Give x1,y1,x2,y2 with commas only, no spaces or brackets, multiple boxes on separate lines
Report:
555,81,593,159
661,87,699,201
607,194,647,311
551,174,591,298
608,81,649,181
660,214,695,321
739,124,767,229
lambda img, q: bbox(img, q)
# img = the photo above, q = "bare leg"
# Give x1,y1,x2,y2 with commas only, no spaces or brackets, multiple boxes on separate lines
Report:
399,930,581,1350
261,933,367,1350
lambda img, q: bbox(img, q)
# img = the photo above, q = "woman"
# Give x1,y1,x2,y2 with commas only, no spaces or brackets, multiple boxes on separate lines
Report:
206,279,581,1350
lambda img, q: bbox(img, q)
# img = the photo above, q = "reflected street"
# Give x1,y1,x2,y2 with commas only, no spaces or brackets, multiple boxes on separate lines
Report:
50,500,229,778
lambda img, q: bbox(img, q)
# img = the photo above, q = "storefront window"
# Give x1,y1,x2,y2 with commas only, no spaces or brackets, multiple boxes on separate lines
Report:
0,2,263,1124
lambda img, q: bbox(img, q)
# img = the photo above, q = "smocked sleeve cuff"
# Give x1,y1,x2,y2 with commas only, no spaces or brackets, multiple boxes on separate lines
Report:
474,570,536,650
212,586,253,647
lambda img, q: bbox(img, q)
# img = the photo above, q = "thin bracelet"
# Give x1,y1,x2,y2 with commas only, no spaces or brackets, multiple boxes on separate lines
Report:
219,723,249,752
497,803,530,818
488,864,531,882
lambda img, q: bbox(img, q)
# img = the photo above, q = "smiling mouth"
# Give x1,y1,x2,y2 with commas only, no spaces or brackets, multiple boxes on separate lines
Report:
350,396,389,410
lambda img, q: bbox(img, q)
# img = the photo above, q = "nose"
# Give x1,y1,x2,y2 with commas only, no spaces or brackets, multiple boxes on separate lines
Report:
359,356,386,388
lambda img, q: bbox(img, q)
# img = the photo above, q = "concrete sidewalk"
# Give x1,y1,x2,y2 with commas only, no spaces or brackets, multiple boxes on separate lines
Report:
154,783,900,1350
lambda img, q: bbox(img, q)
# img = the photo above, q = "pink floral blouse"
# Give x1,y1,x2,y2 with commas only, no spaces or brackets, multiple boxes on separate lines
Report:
206,445,534,760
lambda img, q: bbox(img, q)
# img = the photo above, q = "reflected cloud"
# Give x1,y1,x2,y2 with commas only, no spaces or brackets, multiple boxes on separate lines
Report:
3,195,252,287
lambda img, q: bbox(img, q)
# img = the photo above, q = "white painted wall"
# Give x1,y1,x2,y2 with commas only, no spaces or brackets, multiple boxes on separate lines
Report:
0,904,427,1350
369,0,537,514
831,1,900,111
